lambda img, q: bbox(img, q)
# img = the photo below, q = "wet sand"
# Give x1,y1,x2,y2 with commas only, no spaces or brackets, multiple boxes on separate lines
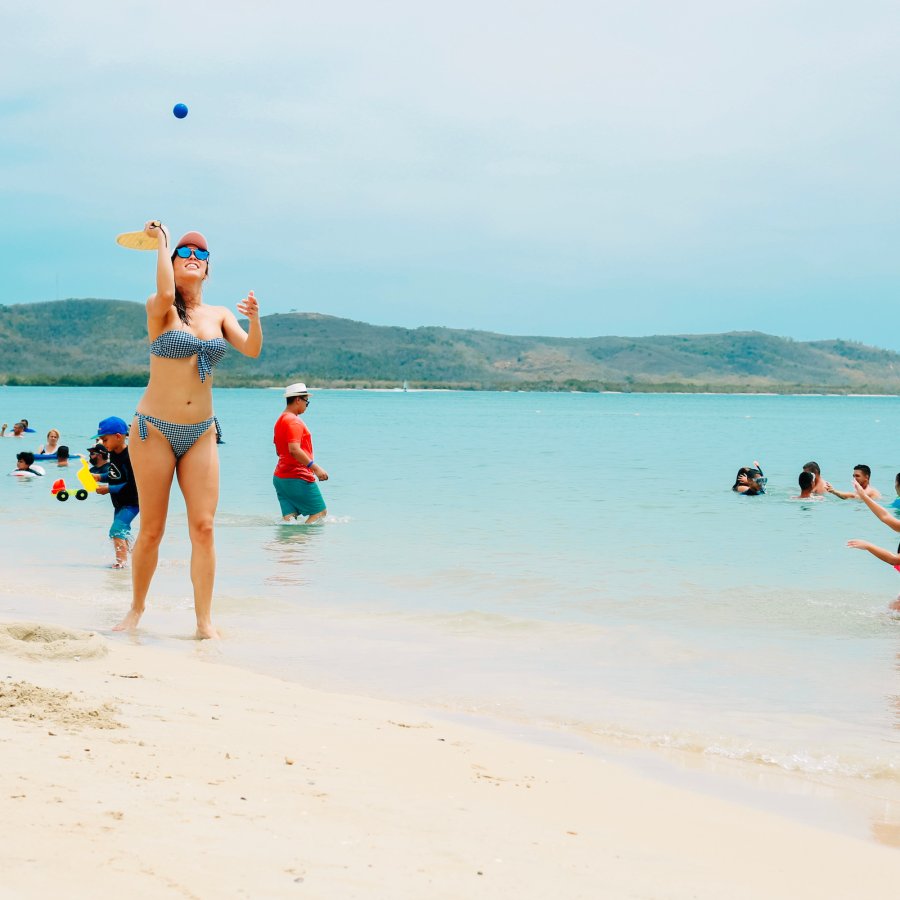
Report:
2,620,900,899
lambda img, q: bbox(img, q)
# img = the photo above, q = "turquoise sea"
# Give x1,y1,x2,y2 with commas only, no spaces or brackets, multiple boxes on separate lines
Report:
3,386,900,841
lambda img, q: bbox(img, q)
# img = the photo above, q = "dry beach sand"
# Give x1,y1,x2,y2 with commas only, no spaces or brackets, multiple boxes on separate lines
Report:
2,620,900,899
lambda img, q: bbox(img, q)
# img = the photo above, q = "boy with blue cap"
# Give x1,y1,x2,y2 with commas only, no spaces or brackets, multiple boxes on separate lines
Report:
92,416,140,569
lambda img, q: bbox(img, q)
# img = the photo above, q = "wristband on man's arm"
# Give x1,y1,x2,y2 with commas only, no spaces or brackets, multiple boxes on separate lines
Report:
306,459,314,468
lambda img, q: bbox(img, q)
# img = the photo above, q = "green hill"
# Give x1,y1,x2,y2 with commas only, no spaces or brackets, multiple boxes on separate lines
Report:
1,298,899,393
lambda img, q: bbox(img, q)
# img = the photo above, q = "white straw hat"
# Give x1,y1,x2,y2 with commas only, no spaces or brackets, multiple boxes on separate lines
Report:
284,382,310,398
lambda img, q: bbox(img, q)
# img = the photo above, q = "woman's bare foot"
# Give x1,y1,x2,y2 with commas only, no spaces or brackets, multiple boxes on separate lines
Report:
195,622,220,640
890,595,900,612
113,608,144,632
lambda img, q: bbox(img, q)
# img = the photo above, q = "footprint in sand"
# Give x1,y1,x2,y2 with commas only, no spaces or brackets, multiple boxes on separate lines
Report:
0,622,107,660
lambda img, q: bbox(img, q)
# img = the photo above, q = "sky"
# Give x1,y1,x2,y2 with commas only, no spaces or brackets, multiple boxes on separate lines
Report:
3,1,900,348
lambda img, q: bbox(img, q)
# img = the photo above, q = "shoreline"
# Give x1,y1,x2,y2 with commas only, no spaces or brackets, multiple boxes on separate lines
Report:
433,704,900,848
3,591,900,856
3,619,900,898
5,383,900,396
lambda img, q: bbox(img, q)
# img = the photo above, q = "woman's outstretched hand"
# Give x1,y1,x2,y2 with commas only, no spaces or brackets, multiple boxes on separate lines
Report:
144,220,170,247
237,290,259,320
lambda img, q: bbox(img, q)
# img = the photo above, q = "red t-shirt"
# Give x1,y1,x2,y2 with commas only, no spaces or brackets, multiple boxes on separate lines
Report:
273,412,314,482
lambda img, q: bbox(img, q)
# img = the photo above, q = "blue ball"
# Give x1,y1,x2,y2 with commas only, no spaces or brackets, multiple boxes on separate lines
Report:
173,103,188,119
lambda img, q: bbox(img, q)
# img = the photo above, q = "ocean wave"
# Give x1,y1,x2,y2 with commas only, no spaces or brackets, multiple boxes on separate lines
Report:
584,721,900,782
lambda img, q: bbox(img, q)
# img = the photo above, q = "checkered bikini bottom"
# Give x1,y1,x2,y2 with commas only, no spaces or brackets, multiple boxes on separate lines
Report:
134,412,222,460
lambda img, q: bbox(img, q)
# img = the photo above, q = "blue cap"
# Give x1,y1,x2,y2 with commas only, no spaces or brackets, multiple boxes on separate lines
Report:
93,416,129,438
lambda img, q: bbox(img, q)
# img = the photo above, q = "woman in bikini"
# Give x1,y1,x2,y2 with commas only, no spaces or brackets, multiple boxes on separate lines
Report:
114,220,262,638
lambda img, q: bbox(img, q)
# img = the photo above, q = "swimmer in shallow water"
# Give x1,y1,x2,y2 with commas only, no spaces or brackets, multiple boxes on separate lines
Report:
792,470,820,500
802,461,829,495
10,451,44,477
732,460,766,495
1,422,26,438
826,464,882,500
38,428,60,455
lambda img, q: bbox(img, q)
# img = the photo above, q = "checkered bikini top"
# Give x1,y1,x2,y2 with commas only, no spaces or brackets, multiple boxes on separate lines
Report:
149,329,228,383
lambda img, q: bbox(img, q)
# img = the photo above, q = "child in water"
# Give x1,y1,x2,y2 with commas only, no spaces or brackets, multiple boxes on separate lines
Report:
10,451,44,477
91,417,139,569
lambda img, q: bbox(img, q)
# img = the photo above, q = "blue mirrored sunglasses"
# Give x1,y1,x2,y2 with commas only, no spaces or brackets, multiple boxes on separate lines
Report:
175,246,210,260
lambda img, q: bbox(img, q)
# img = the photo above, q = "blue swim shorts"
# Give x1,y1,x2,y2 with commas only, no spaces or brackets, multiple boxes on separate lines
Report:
110,505,139,540
273,476,326,518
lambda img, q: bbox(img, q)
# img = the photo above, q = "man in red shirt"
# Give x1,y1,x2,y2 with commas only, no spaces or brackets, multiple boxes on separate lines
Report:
273,382,329,523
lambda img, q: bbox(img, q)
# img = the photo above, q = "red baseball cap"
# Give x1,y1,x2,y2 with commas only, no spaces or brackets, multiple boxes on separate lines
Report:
174,231,208,251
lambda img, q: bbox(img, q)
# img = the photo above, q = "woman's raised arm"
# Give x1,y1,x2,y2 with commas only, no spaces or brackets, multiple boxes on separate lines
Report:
144,221,176,319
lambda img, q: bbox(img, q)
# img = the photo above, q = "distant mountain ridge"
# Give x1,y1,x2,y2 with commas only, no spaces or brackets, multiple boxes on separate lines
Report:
1,299,899,393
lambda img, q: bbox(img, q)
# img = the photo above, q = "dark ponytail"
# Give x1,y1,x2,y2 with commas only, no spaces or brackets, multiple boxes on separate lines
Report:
174,286,191,325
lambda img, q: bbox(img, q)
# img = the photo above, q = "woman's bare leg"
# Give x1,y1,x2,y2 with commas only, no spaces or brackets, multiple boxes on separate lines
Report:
114,422,175,631
176,427,220,639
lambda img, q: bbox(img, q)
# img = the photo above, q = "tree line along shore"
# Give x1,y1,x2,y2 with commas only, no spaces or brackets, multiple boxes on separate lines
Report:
2,299,900,394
